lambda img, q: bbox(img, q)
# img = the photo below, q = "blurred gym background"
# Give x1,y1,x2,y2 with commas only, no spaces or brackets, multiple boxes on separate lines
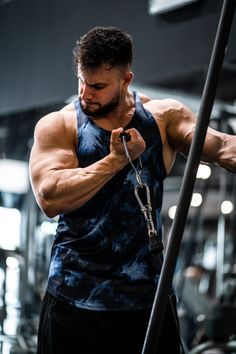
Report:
0,0,236,353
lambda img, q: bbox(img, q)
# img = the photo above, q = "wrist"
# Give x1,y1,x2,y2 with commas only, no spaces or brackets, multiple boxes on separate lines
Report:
108,152,129,170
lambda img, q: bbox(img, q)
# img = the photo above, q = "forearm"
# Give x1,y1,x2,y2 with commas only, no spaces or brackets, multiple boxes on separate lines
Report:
213,134,236,173
35,153,128,217
201,131,236,173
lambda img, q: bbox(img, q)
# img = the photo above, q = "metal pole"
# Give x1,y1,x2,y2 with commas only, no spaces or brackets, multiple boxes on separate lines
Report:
142,1,236,353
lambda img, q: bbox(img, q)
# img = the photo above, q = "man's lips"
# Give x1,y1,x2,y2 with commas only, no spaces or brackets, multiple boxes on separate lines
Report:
81,99,98,106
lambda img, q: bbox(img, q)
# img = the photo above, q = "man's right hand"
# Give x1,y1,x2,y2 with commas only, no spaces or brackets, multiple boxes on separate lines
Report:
110,127,146,161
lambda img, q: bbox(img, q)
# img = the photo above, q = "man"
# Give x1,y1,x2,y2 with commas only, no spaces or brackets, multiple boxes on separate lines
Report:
29,26,236,354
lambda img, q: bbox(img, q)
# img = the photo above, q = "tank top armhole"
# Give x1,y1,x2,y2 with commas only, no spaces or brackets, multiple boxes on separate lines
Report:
134,92,167,179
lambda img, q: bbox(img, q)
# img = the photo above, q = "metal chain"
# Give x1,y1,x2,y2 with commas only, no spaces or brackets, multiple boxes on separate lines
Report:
120,133,163,253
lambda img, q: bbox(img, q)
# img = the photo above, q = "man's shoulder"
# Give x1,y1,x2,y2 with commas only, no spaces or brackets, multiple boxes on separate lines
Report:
137,91,151,103
35,103,77,136
60,102,77,115
143,97,187,119
144,97,184,111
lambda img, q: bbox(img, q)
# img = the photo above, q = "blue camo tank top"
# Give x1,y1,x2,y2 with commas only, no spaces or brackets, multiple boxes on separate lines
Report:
46,91,167,311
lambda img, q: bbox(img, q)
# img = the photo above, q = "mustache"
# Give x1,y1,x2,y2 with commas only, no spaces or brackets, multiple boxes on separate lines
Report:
79,97,98,105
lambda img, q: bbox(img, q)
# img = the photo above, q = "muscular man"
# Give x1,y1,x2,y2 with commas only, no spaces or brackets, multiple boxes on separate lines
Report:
29,26,236,354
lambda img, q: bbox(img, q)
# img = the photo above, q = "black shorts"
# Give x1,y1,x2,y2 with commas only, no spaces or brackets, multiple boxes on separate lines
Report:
36,292,181,354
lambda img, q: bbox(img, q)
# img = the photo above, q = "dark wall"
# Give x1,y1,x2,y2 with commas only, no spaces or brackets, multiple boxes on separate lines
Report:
0,0,235,115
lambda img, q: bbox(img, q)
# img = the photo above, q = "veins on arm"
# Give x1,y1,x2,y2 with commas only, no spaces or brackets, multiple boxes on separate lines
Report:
29,112,128,218
164,100,197,156
164,100,236,173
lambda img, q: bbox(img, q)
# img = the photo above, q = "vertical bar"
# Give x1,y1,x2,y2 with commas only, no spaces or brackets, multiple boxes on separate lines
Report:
142,1,236,353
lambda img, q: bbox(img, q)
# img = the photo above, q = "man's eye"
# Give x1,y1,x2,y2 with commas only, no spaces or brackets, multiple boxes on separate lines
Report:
93,85,105,90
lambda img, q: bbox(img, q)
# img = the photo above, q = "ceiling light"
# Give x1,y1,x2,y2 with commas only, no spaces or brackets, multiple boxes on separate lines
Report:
221,200,234,215
0,207,21,250
197,164,211,179
168,205,177,219
191,193,202,207
0,159,29,194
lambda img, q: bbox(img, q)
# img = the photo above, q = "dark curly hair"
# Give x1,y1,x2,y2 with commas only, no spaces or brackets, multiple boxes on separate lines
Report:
73,26,133,74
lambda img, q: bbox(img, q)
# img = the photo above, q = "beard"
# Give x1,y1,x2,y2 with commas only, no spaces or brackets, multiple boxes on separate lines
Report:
79,92,120,118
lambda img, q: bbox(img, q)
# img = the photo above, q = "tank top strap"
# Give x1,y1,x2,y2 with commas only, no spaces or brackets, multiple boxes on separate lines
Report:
132,90,150,118
74,100,87,129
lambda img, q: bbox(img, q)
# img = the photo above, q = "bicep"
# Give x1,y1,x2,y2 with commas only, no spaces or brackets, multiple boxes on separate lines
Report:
30,144,78,176
155,99,234,172
166,104,227,164
29,116,79,188
165,102,197,156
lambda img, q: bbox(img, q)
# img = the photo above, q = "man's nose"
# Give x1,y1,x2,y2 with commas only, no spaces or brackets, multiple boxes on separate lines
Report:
80,83,93,101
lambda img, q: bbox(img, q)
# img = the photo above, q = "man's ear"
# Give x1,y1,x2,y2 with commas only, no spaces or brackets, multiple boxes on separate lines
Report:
122,71,134,90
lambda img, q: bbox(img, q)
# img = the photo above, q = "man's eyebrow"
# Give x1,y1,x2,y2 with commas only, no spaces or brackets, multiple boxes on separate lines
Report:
78,76,106,87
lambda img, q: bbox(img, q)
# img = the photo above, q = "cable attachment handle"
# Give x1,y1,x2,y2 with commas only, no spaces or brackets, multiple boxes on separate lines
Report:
119,131,144,183
134,184,164,253
119,131,163,254
119,131,131,143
